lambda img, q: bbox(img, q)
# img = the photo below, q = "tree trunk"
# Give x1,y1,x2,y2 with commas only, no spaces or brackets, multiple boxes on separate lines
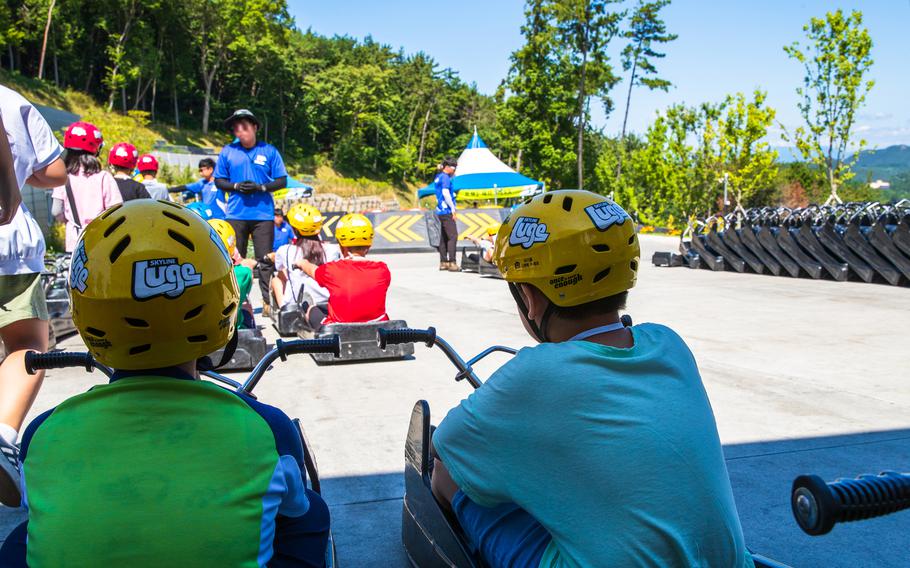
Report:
84,64,94,92
6,44,13,72
106,1,136,112
201,67,216,134
405,100,420,147
150,77,157,121
172,79,180,129
417,106,432,164
617,42,641,180
576,50,588,189
517,148,523,172
121,86,127,113
37,0,56,79
53,53,59,87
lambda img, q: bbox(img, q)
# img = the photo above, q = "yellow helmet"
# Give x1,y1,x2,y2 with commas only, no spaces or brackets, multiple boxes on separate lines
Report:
69,200,239,370
287,203,324,237
335,213,373,247
494,190,639,307
486,223,501,237
208,219,237,258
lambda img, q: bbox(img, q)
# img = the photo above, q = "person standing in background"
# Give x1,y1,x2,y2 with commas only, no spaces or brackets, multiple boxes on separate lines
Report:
214,109,288,316
168,158,225,218
0,85,67,507
273,208,294,251
108,142,150,201
51,122,123,253
435,157,459,271
137,154,168,200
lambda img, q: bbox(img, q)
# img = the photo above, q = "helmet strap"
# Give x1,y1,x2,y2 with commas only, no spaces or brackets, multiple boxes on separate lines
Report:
508,282,554,343
197,328,239,372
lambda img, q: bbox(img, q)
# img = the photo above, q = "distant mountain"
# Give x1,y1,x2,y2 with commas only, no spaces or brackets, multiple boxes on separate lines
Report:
772,145,910,181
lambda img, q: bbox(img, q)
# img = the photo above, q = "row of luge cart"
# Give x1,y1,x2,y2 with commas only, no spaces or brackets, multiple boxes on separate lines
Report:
653,201,910,285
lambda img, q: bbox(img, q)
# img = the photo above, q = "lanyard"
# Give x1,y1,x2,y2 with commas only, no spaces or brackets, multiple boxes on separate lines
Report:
568,321,627,342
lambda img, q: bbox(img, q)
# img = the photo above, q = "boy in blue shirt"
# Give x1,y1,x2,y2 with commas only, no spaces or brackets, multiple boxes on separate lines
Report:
431,191,753,568
273,208,294,251
214,109,288,316
169,158,225,219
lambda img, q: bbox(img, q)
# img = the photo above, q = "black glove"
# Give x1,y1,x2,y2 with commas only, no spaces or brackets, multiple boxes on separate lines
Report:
237,181,260,193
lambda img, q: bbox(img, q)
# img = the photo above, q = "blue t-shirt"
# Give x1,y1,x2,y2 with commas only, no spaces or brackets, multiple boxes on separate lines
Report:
185,178,226,219
434,324,753,568
214,141,288,221
273,221,294,251
434,172,456,216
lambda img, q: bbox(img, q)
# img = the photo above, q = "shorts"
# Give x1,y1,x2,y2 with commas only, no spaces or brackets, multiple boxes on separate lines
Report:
0,273,48,328
452,490,551,568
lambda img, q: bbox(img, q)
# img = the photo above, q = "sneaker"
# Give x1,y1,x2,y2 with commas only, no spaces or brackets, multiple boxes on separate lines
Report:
446,262,461,272
261,304,271,318
439,262,448,271
0,438,21,507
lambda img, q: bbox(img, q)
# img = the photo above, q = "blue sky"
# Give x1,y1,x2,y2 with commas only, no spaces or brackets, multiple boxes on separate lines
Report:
288,1,909,148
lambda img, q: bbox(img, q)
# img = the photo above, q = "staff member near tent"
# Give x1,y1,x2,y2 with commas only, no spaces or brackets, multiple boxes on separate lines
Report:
435,157,459,272
214,109,287,316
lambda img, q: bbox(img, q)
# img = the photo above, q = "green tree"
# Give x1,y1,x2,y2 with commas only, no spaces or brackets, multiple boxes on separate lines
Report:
717,90,778,209
551,0,623,188
617,0,676,178
784,9,874,204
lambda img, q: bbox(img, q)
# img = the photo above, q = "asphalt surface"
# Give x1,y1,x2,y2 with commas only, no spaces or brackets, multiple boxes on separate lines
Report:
2,234,909,567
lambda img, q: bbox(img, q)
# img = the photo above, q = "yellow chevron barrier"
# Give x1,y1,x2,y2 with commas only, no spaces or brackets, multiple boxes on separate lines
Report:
321,214,342,238
458,212,501,240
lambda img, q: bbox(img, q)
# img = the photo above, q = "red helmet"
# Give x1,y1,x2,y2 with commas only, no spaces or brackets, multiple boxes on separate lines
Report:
108,142,139,169
137,154,159,173
64,122,104,154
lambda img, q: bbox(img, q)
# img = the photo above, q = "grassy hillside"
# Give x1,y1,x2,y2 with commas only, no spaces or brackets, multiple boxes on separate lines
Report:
3,70,419,206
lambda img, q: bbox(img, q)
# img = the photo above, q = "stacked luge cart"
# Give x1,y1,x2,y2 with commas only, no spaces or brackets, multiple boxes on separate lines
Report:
653,201,910,286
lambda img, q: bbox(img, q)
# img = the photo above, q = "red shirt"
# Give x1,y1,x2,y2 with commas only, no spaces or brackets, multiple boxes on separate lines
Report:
314,258,391,324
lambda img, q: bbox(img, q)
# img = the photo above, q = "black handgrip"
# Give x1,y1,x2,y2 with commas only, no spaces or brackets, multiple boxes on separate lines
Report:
792,472,910,535
25,351,95,375
621,314,633,327
276,335,341,359
378,327,436,350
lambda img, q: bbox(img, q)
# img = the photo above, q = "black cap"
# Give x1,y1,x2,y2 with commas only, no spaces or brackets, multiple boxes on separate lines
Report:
274,208,284,216
224,109,260,131
442,157,458,168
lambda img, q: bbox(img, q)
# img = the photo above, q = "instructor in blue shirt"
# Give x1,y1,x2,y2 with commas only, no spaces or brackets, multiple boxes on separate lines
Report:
435,157,459,272
214,109,287,315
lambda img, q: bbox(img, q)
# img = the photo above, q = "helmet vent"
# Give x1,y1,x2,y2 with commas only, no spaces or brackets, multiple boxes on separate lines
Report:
100,204,123,220
187,335,208,343
85,327,106,337
562,196,573,212
124,317,149,328
129,344,151,355
630,260,638,271
159,200,182,209
542,194,553,204
103,216,126,238
592,244,610,253
222,302,237,316
628,235,635,245
184,305,204,320
554,264,577,275
168,230,195,251
593,267,612,283
162,211,190,226
109,236,132,263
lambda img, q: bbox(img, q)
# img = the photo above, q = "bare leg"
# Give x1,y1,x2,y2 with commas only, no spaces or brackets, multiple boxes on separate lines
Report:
270,276,285,308
0,318,48,430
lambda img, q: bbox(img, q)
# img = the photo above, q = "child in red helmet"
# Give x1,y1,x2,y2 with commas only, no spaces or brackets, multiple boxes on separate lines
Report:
137,154,168,201
107,142,150,202
50,122,122,252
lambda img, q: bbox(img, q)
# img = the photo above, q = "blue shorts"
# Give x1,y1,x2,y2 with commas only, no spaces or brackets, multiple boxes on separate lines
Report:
452,490,551,568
